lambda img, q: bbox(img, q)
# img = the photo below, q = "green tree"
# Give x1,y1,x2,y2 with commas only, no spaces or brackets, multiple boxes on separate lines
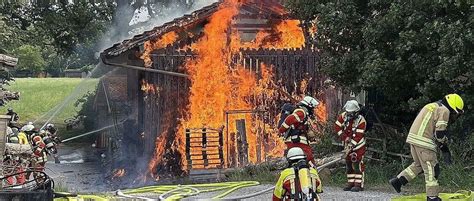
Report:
13,45,46,73
286,0,473,156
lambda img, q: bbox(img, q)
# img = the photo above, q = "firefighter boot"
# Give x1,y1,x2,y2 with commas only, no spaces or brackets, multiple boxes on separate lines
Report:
351,186,363,192
427,196,442,201
343,184,353,191
389,176,408,193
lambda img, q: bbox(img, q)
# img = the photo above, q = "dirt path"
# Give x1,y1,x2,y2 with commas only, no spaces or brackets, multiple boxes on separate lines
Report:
43,143,108,193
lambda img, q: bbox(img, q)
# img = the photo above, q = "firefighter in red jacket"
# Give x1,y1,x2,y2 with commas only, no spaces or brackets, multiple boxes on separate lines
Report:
334,100,367,192
31,130,48,181
279,96,320,167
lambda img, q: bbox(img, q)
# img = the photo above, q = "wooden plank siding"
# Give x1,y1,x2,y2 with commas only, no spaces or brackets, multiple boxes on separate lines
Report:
139,46,321,162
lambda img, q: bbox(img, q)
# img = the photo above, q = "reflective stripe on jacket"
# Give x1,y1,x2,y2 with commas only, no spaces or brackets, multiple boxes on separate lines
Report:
272,167,322,201
406,103,450,151
334,112,367,150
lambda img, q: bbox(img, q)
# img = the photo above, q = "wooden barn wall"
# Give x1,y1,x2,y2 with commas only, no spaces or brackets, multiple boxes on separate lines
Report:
141,48,191,156
139,47,324,155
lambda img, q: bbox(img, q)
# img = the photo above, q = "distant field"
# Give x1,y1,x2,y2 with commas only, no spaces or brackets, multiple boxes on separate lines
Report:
4,78,98,128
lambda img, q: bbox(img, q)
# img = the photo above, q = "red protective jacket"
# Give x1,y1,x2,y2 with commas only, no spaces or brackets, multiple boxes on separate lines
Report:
32,135,47,163
334,112,367,153
278,108,309,142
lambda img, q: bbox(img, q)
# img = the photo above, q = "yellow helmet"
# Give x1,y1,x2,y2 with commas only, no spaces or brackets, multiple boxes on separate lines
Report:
445,94,464,114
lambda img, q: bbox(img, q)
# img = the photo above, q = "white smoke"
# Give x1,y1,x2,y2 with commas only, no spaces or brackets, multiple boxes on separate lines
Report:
98,0,218,54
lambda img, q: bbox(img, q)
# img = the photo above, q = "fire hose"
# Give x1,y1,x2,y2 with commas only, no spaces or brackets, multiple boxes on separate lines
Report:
218,157,343,201
112,158,343,201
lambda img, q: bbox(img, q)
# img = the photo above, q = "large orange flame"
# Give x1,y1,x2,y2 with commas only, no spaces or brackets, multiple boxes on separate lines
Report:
144,0,324,175
141,31,178,67
232,19,305,50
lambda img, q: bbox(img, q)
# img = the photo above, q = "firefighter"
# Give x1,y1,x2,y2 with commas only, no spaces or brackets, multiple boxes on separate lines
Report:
6,108,19,122
278,96,320,166
273,147,323,201
6,108,20,128
334,100,367,192
45,123,57,136
389,94,464,201
18,127,30,144
41,129,60,163
30,128,48,182
5,127,26,185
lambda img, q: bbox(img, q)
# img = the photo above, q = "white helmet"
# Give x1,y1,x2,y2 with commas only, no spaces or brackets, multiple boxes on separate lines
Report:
299,96,320,108
47,123,55,128
344,100,360,112
287,147,306,161
21,124,35,132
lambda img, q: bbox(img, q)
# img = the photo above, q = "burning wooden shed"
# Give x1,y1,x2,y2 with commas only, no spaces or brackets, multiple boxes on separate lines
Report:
99,0,335,180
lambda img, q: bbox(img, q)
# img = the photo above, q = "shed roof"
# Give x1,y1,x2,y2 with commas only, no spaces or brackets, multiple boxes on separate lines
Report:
101,0,289,57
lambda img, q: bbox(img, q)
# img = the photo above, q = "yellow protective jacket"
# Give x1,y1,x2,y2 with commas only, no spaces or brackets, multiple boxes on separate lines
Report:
406,102,450,151
18,132,29,145
273,167,322,201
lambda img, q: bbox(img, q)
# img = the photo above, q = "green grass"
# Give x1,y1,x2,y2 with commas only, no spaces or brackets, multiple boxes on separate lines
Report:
225,163,279,184
4,78,98,131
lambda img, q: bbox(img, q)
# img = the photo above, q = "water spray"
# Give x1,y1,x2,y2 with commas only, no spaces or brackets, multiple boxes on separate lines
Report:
61,121,125,143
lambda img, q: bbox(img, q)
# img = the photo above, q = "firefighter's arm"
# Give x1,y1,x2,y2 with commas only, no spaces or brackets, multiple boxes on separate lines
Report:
334,114,345,140
350,117,367,150
434,109,450,145
278,110,305,134
272,173,286,201
435,109,452,164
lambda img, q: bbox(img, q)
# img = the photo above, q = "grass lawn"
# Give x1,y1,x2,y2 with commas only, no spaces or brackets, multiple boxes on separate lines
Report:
4,78,98,130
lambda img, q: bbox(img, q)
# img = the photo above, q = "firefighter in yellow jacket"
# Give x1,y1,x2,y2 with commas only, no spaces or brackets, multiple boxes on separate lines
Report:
389,94,464,201
273,147,322,201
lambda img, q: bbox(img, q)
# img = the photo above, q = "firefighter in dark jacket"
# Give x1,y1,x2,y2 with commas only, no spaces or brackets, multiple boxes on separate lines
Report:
389,94,464,201
278,96,320,166
273,147,322,201
335,100,367,192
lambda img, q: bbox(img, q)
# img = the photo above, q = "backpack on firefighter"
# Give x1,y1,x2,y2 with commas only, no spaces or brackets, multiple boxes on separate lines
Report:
273,147,322,201
277,103,301,141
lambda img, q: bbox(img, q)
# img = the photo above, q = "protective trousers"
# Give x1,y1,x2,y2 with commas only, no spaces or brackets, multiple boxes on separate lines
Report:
397,145,440,197
345,148,365,189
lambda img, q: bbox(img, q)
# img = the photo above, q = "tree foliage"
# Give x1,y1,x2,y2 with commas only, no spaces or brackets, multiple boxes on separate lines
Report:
13,45,46,73
0,0,198,73
287,0,473,158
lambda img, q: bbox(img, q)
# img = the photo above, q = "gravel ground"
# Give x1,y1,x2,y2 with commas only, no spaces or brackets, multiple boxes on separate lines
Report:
184,184,399,201
44,143,108,193
41,144,399,200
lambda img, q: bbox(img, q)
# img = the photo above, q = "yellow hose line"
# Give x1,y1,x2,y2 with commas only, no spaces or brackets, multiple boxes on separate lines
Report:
212,181,260,199
55,181,262,200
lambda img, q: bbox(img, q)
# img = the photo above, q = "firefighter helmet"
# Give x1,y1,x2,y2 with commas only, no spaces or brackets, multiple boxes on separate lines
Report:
39,130,47,137
344,100,360,112
300,96,320,108
445,94,464,114
21,124,34,132
287,147,307,161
